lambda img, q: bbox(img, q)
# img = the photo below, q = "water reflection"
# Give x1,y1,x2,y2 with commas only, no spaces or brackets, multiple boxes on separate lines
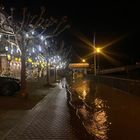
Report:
71,80,89,101
68,77,140,140
77,98,109,140
90,98,109,140
82,90,87,100
69,80,110,140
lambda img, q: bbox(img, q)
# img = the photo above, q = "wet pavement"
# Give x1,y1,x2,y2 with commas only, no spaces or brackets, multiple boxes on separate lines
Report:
2,76,140,140
1,83,91,140
68,78,140,140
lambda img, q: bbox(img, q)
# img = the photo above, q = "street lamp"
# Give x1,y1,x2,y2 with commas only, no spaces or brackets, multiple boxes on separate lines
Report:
93,33,102,75
96,47,101,74
96,48,101,53
82,59,86,63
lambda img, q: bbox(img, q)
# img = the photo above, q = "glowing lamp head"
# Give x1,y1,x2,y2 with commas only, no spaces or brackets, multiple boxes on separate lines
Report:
82,59,86,63
96,48,101,53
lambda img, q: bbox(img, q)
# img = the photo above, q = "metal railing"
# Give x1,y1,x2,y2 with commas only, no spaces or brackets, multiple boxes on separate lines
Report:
88,75,140,96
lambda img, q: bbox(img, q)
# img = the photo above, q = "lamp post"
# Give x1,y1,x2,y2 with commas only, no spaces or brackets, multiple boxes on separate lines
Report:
93,32,101,75
93,32,96,76
96,47,101,74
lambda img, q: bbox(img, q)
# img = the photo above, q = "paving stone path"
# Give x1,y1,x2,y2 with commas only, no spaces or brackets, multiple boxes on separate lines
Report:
2,84,92,140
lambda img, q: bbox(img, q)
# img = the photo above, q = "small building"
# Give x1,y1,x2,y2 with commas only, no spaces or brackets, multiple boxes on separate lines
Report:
0,54,21,78
69,63,89,79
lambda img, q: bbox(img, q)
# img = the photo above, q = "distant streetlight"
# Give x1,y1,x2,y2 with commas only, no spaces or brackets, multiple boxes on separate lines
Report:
82,59,86,63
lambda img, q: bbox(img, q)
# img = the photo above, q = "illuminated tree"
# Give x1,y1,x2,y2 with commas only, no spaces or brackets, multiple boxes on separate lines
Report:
48,40,72,81
0,5,70,97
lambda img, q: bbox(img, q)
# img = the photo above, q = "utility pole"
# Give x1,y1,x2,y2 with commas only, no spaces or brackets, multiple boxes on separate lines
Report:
93,32,96,76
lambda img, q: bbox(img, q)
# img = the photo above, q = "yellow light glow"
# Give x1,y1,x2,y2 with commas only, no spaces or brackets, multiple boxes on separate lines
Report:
96,48,101,53
15,58,18,61
7,54,11,60
41,64,44,68
69,63,89,68
27,58,32,63
82,59,86,62
82,90,87,100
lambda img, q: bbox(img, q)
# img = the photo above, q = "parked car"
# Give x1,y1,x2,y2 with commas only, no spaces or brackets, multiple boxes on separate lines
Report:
0,77,21,96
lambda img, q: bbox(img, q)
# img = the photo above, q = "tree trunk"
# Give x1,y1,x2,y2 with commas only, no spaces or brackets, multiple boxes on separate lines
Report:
46,60,50,85
54,66,57,82
20,45,28,98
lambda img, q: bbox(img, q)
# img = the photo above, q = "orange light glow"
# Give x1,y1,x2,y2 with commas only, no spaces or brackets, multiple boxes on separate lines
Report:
69,63,89,68
82,59,86,62
96,48,101,53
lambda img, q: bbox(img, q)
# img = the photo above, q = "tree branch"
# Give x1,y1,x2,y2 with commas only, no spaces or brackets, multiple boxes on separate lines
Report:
20,8,27,30
0,27,15,35
34,7,45,27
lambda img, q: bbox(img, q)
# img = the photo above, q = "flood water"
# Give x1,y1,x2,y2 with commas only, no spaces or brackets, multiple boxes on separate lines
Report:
68,78,140,140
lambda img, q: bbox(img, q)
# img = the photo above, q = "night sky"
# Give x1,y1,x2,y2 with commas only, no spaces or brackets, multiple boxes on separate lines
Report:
2,0,140,67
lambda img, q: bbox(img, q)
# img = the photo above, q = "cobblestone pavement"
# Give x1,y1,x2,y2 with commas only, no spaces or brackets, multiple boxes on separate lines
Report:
2,83,92,140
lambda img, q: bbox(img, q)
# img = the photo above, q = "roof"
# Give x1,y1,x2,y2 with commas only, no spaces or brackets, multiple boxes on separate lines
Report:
69,63,89,68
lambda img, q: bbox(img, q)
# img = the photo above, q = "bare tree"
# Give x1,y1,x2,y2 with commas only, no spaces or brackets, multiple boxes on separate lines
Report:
48,40,72,81
0,5,70,98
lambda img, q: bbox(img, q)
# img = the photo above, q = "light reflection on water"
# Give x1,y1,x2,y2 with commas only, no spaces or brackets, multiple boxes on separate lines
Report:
69,78,140,140
70,80,110,140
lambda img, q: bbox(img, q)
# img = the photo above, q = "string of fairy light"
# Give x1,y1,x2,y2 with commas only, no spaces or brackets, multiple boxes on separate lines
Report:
0,32,67,71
